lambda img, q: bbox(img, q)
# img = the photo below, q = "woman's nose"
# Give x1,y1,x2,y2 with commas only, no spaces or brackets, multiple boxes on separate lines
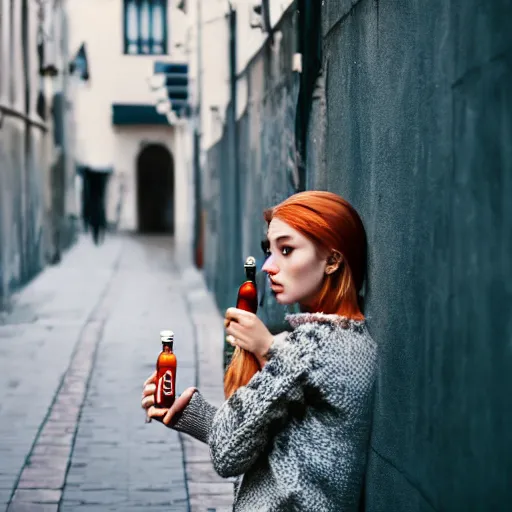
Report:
262,255,278,275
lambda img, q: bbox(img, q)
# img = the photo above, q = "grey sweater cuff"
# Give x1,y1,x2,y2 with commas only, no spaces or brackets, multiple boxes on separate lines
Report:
170,392,218,444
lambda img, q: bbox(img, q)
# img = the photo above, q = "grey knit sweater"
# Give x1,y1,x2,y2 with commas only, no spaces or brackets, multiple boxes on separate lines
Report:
172,312,377,512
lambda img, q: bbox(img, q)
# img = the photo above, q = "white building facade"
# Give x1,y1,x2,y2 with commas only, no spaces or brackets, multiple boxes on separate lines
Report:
67,0,193,259
183,0,294,152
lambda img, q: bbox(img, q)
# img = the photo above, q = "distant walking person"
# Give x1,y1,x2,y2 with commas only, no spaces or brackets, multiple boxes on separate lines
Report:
80,166,90,232
142,191,377,511
82,167,109,245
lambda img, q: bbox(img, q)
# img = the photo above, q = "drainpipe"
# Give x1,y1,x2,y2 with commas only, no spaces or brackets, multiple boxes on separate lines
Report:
193,0,204,268
227,4,243,299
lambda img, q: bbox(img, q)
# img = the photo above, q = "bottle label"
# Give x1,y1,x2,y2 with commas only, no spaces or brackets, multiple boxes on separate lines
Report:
156,370,174,403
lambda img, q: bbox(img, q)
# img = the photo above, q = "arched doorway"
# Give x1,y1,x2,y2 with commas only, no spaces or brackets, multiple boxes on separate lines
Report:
136,144,174,234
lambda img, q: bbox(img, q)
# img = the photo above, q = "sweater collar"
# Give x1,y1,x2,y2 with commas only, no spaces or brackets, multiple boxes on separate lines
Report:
285,312,366,332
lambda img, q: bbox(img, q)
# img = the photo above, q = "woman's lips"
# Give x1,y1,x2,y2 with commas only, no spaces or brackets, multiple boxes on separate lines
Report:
270,282,284,293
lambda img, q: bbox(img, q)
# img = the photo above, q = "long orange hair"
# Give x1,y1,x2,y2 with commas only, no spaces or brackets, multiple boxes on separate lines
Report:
224,191,367,398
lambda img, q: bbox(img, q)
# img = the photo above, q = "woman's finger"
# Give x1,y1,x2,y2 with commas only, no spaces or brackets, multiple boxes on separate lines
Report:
225,307,239,322
226,320,243,336
226,333,249,351
141,394,155,410
162,402,181,426
226,321,247,343
163,388,198,426
146,406,168,420
226,334,240,347
142,383,156,397
143,371,157,387
225,307,253,324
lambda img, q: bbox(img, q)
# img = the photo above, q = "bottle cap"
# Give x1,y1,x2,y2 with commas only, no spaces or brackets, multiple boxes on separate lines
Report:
160,330,174,343
244,256,256,268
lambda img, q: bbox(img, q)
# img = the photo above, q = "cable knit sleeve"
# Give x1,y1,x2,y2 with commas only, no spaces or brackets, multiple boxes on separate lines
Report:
208,327,314,478
170,392,218,444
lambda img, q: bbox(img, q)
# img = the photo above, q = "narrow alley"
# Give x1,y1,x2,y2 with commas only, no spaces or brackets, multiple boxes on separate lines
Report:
0,235,233,512
1,1,509,510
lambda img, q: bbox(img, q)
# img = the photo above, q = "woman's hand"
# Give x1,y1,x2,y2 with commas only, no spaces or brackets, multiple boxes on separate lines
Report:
141,371,197,426
224,308,274,366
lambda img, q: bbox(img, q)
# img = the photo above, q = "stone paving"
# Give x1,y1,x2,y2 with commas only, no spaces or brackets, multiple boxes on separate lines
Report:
0,234,233,512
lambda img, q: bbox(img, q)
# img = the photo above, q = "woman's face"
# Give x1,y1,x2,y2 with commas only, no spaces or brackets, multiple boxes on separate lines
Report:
262,218,327,307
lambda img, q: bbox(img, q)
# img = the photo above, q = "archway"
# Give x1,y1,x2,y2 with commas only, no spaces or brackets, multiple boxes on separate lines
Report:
136,144,174,234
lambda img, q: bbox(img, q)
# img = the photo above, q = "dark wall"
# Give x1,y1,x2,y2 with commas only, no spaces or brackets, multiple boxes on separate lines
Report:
320,0,512,509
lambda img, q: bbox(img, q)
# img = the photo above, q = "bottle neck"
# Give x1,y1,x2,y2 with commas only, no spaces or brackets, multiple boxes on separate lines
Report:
162,342,174,352
245,267,256,283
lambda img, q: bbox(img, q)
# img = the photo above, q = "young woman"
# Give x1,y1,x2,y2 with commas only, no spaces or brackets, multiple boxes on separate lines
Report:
141,191,377,512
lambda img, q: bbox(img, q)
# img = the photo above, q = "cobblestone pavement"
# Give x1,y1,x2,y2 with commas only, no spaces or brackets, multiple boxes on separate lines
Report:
0,234,233,512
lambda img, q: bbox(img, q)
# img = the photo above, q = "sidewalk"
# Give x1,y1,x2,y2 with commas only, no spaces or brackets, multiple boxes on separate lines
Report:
0,234,233,512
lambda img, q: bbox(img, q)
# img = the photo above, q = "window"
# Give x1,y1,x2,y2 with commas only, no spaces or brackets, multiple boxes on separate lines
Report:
124,0,167,55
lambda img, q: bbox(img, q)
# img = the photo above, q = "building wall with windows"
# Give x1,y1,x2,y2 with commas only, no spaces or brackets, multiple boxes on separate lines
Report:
67,0,193,256
0,0,77,307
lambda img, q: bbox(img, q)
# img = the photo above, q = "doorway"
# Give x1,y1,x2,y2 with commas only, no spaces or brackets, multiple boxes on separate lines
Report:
136,144,174,234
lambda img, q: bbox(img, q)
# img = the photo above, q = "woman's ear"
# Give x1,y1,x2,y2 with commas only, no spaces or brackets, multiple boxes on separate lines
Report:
325,250,343,275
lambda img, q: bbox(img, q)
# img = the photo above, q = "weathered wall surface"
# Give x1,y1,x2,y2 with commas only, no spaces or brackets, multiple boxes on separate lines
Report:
203,7,299,332
0,3,77,309
0,119,45,307
320,0,512,509
0,113,76,309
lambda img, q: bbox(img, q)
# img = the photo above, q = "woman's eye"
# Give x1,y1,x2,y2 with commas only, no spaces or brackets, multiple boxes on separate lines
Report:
281,246,293,256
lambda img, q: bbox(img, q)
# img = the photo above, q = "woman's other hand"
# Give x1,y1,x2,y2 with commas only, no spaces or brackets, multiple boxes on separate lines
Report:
141,371,197,426
224,308,274,366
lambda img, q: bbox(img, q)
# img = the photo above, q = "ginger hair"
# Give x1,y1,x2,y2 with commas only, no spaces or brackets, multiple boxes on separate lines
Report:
224,191,367,398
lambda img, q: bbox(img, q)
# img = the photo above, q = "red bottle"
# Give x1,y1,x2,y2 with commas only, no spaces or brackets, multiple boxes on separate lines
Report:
224,257,259,398
155,330,177,408
236,256,258,314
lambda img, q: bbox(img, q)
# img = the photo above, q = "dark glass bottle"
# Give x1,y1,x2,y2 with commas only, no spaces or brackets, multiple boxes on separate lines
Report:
236,256,258,314
224,256,260,397
155,330,177,408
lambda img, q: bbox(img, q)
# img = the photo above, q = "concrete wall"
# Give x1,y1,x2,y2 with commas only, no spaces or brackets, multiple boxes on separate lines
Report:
320,0,512,509
0,0,76,308
203,6,299,328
